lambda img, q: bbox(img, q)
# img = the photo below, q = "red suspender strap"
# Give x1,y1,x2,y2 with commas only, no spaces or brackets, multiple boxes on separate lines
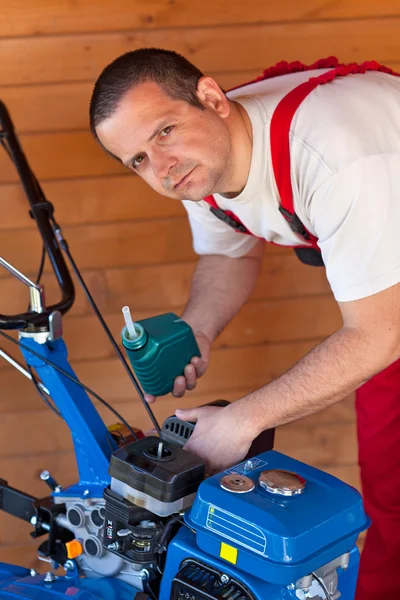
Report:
270,60,400,250
205,59,400,248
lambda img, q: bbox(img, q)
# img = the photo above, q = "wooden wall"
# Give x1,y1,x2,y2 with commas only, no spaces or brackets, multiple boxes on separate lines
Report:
1,0,398,568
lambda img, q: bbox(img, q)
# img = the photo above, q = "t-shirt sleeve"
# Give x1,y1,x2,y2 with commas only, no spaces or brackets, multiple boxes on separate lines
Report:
182,199,259,257
310,154,400,302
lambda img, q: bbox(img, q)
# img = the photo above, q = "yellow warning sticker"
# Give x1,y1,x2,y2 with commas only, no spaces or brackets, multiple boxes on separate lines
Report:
220,542,238,565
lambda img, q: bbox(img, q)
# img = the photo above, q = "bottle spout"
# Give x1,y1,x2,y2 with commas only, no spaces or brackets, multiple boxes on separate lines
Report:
122,306,140,340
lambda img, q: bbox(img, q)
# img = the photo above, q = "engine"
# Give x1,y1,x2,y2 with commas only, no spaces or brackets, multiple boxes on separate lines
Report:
0,423,368,599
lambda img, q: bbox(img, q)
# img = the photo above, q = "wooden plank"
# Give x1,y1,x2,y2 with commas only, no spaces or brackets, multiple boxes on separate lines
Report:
0,175,185,230
0,72,259,134
0,19,399,87
2,1,400,37
0,218,196,272
0,250,331,320
100,253,330,312
275,422,357,466
0,132,125,183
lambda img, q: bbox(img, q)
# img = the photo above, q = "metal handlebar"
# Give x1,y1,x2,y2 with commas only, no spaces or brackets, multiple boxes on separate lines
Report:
0,100,75,329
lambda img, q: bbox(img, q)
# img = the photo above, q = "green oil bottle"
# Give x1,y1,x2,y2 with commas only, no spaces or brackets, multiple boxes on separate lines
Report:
121,306,200,397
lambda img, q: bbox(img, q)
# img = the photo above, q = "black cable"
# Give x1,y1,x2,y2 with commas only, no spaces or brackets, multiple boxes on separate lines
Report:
51,222,161,435
144,584,157,600
0,329,138,441
26,362,62,418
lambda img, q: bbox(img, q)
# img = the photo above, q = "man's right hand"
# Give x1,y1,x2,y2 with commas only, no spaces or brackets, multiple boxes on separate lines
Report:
144,331,211,404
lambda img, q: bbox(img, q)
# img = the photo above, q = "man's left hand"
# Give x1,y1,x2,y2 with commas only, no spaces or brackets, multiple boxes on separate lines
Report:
175,403,257,474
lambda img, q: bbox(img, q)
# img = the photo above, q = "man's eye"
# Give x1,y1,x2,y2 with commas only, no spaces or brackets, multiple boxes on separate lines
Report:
160,125,173,137
132,155,145,168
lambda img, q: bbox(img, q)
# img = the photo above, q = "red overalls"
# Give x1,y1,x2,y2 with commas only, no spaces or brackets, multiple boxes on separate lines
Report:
204,58,400,600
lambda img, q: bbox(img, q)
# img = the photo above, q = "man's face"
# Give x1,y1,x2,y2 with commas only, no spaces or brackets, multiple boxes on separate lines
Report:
95,81,233,201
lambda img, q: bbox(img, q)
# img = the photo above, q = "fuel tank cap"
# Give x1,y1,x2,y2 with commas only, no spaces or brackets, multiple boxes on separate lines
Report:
220,474,255,493
259,469,306,496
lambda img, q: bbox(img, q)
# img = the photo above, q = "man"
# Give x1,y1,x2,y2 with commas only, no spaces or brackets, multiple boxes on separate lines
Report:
90,48,400,600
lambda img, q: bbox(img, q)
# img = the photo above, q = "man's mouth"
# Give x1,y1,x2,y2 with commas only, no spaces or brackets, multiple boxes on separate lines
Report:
174,167,195,190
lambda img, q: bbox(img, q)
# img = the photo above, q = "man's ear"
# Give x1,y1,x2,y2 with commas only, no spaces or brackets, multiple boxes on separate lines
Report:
196,76,230,118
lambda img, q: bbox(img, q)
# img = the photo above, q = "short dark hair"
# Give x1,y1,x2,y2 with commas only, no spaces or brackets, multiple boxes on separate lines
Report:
89,47,205,140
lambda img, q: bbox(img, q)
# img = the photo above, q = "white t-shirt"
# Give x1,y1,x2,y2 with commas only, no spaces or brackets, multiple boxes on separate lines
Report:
182,68,400,302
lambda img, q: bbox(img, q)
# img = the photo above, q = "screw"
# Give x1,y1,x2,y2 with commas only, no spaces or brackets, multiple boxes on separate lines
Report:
220,574,229,584
342,564,348,571
139,569,150,581
30,569,38,577
287,583,295,590
107,542,120,551
54,486,62,493
83,489,90,497
30,516,38,526
64,560,75,572
244,460,254,471
44,572,56,583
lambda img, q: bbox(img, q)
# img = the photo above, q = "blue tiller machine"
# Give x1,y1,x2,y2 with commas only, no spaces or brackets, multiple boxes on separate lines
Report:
0,101,368,600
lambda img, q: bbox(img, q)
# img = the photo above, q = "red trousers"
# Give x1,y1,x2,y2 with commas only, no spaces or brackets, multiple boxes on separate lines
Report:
355,359,400,600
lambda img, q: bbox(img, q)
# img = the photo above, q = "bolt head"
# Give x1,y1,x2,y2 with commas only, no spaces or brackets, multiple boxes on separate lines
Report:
30,516,38,526
83,489,90,496
30,569,37,577
287,583,296,590
64,560,75,572
220,574,229,584
44,572,56,583
139,569,150,581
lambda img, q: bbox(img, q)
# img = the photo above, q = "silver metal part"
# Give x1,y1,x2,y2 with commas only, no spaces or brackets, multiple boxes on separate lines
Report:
19,329,50,344
0,256,46,313
117,529,132,537
57,495,148,591
139,569,150,581
295,552,350,600
244,460,254,471
259,470,306,497
44,572,56,583
0,257,42,291
48,311,62,341
220,574,230,584
0,349,50,395
220,474,255,493
40,470,60,492
84,535,103,558
67,504,86,528
30,570,38,577
64,560,75,572
29,285,45,314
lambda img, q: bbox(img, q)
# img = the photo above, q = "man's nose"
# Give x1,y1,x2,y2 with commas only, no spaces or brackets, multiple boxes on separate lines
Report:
150,148,177,179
